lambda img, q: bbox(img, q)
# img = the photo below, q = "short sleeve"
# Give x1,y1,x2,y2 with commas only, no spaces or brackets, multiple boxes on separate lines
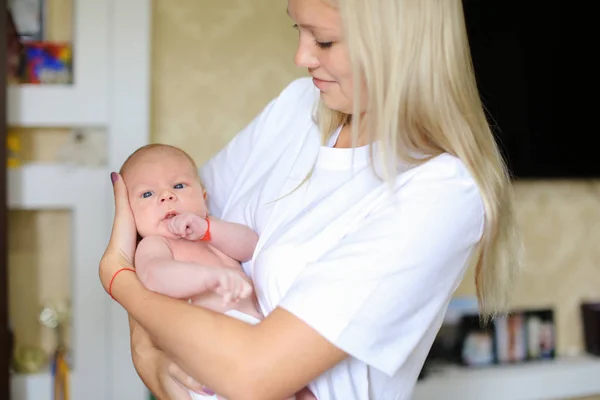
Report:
278,159,485,376
199,77,317,218
199,98,277,219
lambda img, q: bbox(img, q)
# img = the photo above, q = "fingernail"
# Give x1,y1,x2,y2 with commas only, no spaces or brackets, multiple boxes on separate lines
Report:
203,387,216,395
110,172,119,184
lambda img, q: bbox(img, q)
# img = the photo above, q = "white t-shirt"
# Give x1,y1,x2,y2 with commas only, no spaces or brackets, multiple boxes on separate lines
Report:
200,77,484,400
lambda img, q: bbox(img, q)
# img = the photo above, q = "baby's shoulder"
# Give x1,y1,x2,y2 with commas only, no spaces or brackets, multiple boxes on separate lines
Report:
136,235,173,256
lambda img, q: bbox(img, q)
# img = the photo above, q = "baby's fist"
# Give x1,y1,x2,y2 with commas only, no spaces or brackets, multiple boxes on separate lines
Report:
167,212,208,241
214,269,253,305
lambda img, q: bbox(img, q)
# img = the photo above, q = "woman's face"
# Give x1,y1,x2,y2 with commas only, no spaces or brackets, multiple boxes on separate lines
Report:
288,0,355,114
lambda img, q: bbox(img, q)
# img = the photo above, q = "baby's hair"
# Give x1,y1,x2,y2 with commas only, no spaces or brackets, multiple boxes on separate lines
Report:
120,143,199,177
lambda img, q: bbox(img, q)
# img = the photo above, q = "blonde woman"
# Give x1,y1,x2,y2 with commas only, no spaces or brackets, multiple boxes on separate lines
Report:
100,0,522,399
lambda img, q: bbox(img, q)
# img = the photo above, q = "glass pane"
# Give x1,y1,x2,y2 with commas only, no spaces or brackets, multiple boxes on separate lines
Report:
8,0,74,85
8,210,72,374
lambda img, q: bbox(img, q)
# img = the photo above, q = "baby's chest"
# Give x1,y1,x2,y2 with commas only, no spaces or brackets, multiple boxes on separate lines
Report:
168,240,238,268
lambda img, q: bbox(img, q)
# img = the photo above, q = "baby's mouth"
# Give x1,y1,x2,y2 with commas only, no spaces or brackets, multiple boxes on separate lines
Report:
163,211,178,220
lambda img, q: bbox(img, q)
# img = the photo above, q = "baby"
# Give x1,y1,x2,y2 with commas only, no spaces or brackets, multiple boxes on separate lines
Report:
120,144,316,400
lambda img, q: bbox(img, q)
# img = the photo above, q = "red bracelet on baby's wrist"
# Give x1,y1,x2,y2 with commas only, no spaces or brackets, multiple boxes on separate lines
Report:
108,267,136,299
199,217,211,241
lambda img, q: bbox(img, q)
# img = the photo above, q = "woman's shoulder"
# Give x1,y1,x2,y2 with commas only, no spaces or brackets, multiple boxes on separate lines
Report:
395,152,478,186
412,152,476,181
394,152,484,221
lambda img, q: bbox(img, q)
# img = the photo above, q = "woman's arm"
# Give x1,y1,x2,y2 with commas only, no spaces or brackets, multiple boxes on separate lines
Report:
129,315,166,398
111,273,347,400
129,315,195,400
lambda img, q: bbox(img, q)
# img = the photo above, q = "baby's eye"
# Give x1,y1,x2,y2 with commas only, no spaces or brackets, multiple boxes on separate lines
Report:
142,191,153,198
174,183,185,189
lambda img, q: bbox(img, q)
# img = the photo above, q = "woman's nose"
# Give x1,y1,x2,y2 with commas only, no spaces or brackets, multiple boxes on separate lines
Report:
294,38,319,69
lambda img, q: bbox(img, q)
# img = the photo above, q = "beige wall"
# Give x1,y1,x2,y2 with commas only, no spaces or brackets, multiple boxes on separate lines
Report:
455,180,600,354
151,0,305,164
7,1,599,366
9,210,71,356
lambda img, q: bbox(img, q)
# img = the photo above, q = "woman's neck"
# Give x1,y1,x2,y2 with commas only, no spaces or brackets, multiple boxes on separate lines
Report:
333,115,369,148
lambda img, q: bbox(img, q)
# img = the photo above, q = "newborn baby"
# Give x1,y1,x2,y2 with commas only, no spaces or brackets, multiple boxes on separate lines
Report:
120,144,316,400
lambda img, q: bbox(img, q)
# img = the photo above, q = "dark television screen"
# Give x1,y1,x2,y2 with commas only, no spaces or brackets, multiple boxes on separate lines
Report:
463,1,570,179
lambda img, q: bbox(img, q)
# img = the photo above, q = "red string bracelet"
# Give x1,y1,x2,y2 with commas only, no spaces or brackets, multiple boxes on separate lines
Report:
199,217,211,242
108,267,136,299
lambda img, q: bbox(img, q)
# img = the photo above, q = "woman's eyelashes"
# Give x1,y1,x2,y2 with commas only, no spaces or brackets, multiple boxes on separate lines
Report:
315,40,333,49
292,24,334,49
140,183,186,198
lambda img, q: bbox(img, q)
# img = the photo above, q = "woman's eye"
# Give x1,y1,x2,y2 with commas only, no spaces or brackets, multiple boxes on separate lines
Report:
315,40,333,49
142,191,153,198
174,183,185,189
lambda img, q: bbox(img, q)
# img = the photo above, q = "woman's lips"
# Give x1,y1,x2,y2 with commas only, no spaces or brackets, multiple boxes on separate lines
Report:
312,77,334,90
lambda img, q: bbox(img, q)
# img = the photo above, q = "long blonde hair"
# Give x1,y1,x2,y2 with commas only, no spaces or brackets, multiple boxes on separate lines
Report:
322,0,522,318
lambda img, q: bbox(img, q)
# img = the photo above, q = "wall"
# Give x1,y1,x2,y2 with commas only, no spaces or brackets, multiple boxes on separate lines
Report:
455,180,600,355
151,0,305,163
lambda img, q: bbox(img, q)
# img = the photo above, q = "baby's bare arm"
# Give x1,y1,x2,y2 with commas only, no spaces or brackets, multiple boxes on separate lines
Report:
207,217,259,262
135,236,251,300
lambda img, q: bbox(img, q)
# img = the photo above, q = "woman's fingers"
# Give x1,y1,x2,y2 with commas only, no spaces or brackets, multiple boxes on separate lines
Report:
109,172,137,258
99,172,138,290
167,361,211,395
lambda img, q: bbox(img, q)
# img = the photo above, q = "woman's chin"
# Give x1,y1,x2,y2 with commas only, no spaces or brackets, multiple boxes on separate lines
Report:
320,93,352,115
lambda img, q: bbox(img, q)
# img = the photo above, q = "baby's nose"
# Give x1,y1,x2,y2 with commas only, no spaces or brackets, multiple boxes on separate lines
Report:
160,191,176,202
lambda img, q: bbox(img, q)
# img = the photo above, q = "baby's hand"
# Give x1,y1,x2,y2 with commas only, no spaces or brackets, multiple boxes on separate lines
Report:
167,212,208,241
211,268,253,305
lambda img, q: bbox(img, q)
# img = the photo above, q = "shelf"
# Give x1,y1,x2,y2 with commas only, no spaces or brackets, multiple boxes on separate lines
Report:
413,355,600,400
7,84,107,127
11,371,52,400
7,163,108,210
15,356,599,400
7,0,109,128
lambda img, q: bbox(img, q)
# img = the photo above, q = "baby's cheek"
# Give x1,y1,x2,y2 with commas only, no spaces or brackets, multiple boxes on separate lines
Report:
132,209,156,238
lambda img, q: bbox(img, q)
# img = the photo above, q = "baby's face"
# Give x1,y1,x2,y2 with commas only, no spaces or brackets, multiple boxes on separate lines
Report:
123,152,207,239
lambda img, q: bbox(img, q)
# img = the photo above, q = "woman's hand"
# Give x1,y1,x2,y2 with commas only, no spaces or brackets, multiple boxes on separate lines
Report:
138,336,211,400
99,172,138,292
166,360,219,399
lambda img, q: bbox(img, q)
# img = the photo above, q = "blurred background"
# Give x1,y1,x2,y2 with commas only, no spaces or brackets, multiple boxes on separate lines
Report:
1,0,596,400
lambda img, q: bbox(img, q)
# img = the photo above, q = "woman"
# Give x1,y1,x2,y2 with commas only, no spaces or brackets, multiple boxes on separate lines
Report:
100,0,522,398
